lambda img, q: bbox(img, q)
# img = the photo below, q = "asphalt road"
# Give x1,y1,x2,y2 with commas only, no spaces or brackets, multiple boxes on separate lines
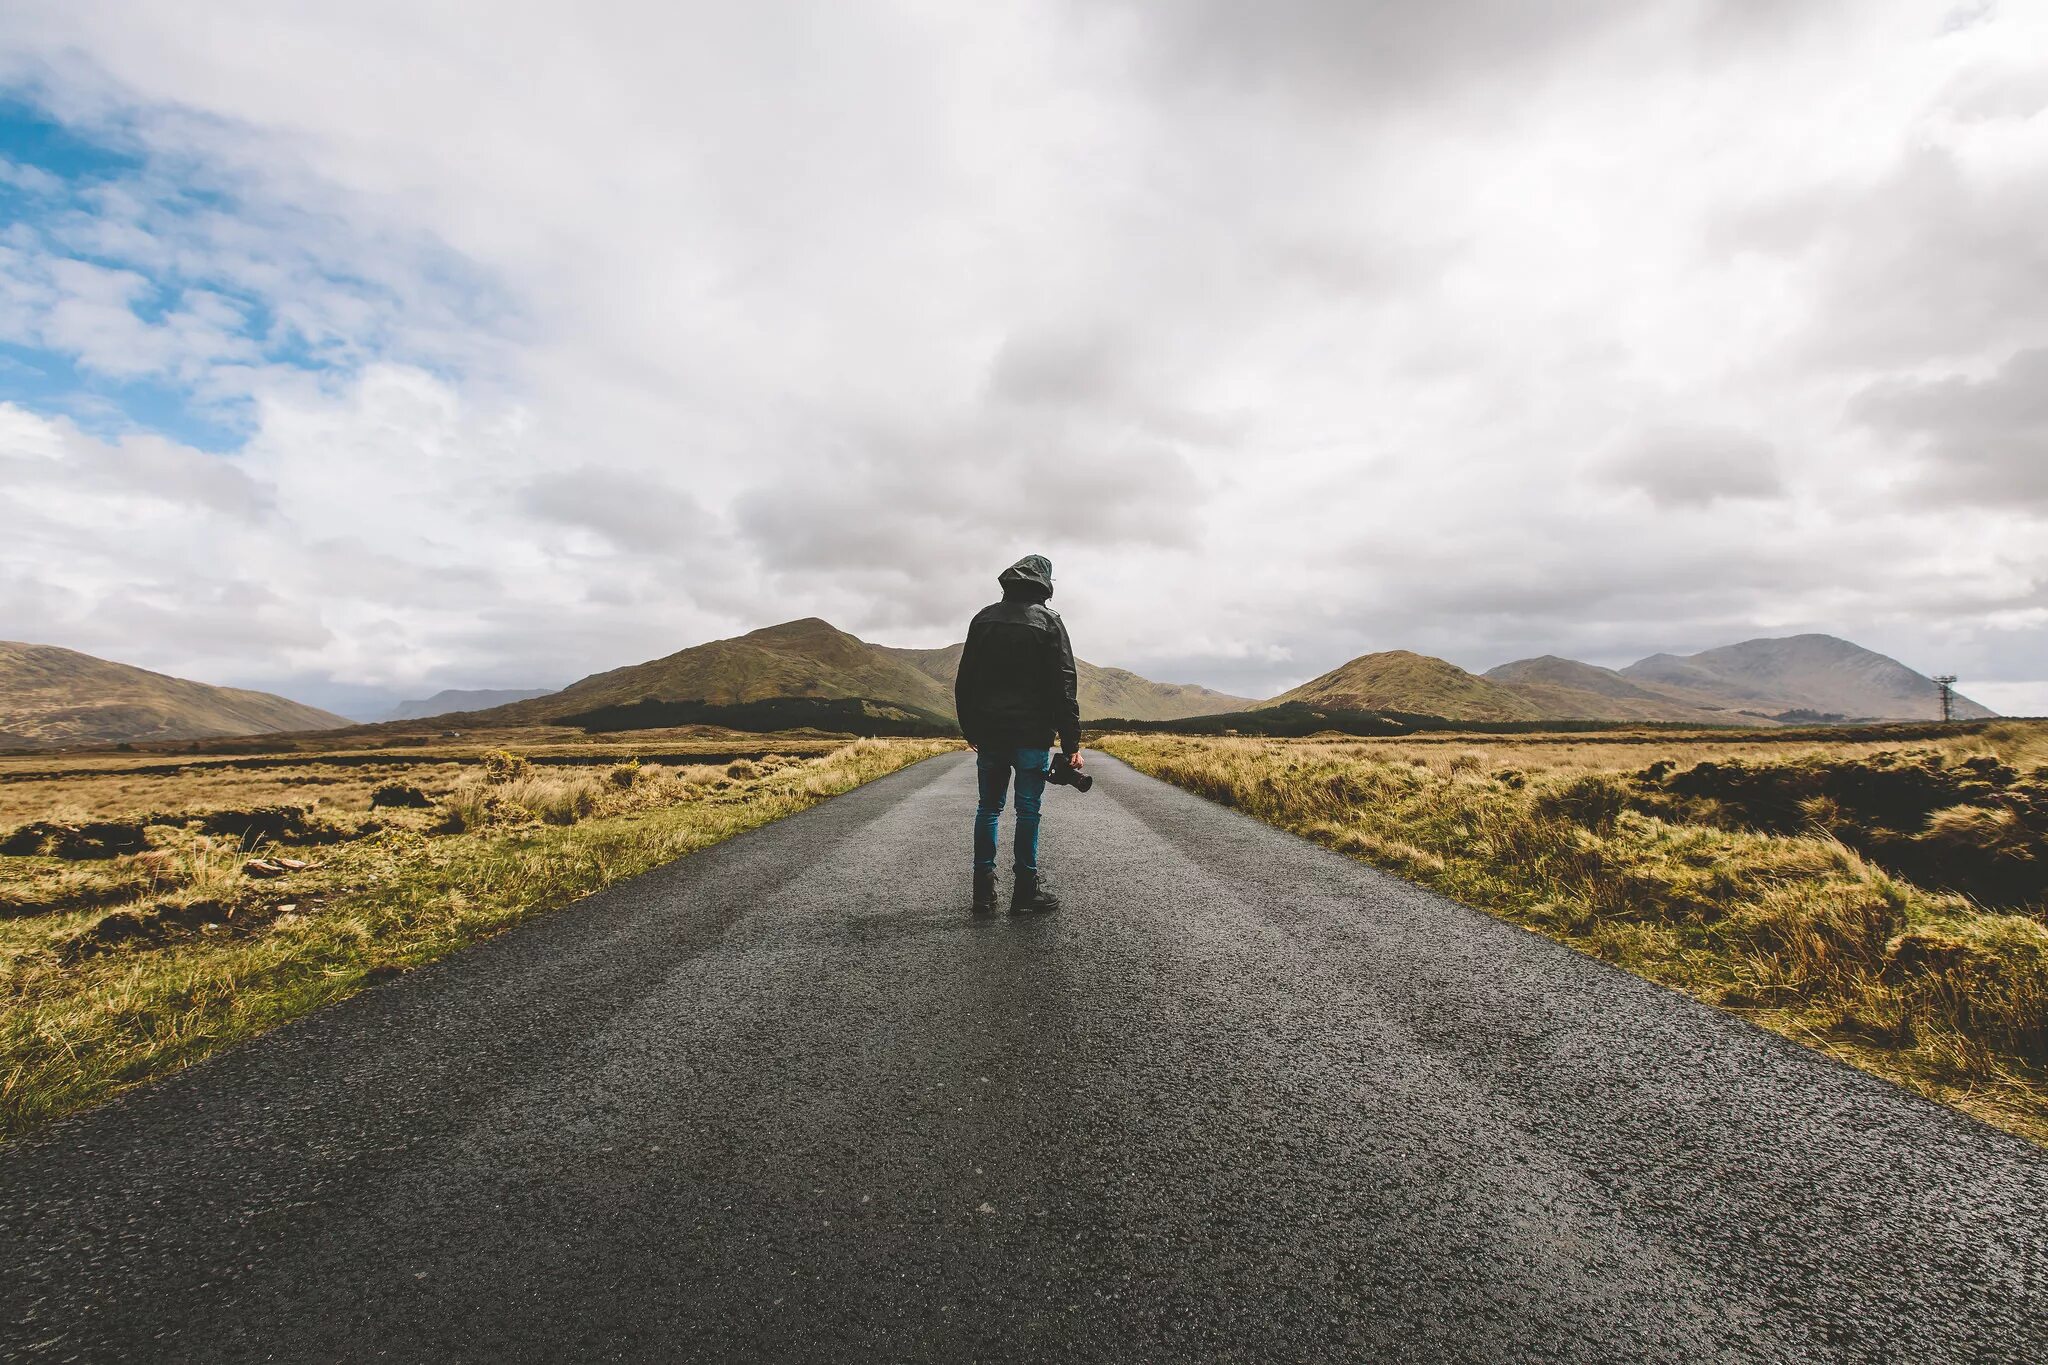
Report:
4,750,2047,1363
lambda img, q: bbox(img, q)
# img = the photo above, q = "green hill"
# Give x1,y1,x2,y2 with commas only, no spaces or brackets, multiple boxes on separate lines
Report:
519,619,957,720
1262,650,1544,722
0,642,350,749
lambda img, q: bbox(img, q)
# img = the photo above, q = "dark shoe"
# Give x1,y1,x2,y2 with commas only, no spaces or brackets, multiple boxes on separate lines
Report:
1009,869,1061,915
972,869,996,914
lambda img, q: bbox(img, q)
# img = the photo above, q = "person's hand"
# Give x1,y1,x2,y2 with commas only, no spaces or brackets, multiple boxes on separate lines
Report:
1067,748,1084,769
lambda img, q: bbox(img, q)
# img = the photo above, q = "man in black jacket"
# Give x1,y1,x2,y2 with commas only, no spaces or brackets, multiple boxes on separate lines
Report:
954,553,1082,914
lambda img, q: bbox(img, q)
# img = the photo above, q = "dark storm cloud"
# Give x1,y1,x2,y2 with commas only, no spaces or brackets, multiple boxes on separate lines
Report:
986,324,1245,448
733,414,1204,580
1108,0,1639,105
988,327,1130,409
1599,425,1783,508
1852,348,2048,503
1716,145,2048,367
520,467,709,554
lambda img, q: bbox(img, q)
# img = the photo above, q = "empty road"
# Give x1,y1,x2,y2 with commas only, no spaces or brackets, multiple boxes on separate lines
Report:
4,751,2046,1362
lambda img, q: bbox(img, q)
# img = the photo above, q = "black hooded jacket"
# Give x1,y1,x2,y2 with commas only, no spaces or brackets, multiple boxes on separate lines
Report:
954,554,1081,754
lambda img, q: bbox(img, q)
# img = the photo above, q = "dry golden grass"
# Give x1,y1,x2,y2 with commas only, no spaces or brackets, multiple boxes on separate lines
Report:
1101,726,2048,1145
0,736,951,1137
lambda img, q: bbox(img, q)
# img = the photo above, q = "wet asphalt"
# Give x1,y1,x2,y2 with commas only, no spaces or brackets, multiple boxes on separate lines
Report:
3,750,2046,1363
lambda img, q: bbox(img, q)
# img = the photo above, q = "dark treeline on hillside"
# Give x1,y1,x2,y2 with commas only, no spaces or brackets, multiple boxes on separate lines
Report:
560,696,957,738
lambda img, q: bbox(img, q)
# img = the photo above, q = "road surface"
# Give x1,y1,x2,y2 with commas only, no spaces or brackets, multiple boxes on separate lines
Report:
3,751,2045,1362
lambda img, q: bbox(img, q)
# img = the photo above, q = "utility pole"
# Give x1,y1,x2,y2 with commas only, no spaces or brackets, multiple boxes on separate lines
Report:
1934,675,1958,723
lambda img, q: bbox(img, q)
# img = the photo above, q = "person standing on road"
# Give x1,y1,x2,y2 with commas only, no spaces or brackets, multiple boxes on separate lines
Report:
954,553,1082,915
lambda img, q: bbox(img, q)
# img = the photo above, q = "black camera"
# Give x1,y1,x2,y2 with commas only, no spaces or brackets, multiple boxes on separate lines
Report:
1045,751,1092,792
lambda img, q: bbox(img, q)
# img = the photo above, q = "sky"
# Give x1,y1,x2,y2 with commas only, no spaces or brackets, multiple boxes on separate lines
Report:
2,1,2046,719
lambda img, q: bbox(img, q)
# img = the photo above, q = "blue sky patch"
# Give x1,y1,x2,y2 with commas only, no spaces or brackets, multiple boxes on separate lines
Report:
0,91,504,454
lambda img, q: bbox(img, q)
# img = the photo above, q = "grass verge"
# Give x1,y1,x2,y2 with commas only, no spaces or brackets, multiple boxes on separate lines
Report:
1,738,950,1139
1099,730,2048,1145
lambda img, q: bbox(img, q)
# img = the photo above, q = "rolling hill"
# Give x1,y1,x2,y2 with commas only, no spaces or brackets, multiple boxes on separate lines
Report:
0,642,350,749
516,619,960,721
467,618,1254,729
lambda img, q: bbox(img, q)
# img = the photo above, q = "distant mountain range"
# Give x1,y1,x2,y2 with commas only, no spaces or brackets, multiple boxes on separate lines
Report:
1267,634,1990,725
385,688,557,722
0,625,1994,751
0,642,349,749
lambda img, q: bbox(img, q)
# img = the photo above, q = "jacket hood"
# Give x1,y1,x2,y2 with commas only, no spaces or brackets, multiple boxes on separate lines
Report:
997,554,1054,602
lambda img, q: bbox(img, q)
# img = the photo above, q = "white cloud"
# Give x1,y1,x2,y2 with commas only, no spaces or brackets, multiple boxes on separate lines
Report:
0,0,2044,709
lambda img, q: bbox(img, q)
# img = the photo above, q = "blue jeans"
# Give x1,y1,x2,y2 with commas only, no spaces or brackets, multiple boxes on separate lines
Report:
974,746,1051,874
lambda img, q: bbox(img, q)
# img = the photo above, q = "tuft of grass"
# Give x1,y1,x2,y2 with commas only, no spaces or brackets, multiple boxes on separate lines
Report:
1101,730,2048,1145
0,737,952,1138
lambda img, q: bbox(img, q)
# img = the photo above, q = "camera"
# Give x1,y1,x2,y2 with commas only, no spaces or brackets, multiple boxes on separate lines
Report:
1045,751,1092,792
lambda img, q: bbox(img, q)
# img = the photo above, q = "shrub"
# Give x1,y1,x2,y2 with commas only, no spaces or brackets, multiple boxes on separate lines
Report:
607,760,642,789
534,780,602,826
1884,920,2048,1064
1534,774,1628,833
482,750,531,782
1732,879,1908,987
434,788,495,834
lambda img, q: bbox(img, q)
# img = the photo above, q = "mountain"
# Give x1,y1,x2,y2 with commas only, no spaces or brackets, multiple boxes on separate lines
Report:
1260,634,1986,729
0,642,350,748
467,618,1252,729
386,688,556,722
875,642,1255,723
1482,656,1748,724
499,618,958,721
1617,634,1994,721
1262,650,1544,722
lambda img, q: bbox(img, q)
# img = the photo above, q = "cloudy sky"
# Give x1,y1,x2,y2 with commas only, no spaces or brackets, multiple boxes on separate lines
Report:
2,1,2045,717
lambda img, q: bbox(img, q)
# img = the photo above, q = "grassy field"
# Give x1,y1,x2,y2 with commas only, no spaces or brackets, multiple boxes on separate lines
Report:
1100,723,2048,1145
0,731,951,1138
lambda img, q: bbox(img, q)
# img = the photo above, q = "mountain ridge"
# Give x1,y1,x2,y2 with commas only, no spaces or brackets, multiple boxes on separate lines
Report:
9,625,1990,750
0,642,351,748
1613,634,1994,721
1272,633,1988,727
469,618,1256,728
